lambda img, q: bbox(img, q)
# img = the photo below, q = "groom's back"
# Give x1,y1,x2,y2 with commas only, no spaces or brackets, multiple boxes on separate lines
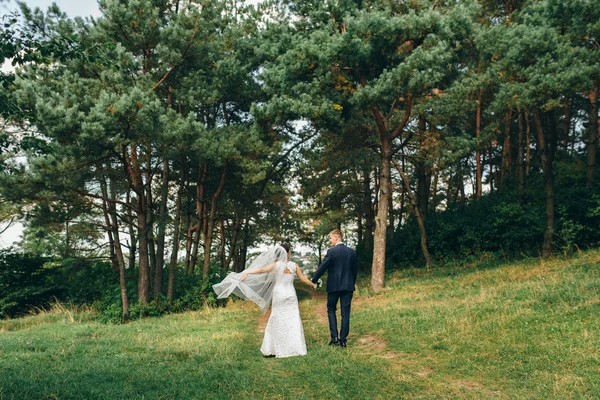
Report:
325,245,358,292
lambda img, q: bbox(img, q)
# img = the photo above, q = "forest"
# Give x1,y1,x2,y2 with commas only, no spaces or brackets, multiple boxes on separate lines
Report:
1,0,599,321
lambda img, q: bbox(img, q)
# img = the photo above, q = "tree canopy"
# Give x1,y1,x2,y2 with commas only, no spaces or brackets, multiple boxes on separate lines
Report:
1,0,598,318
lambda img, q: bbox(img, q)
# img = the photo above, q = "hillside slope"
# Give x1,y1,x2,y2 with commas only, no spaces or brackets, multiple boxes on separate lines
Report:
1,251,598,399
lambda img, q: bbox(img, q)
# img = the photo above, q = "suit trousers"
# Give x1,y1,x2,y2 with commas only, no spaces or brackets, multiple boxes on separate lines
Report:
327,290,353,343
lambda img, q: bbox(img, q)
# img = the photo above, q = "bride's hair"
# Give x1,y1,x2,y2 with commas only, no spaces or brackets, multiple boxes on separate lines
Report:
280,243,291,253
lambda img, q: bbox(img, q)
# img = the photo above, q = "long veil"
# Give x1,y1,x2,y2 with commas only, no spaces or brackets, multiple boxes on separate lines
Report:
212,246,288,313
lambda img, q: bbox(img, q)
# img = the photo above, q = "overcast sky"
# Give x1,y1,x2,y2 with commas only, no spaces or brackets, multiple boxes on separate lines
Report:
1,0,102,73
5,0,102,18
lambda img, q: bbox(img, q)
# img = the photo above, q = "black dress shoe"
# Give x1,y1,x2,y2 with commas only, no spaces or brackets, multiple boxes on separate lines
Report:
328,339,339,346
339,341,347,348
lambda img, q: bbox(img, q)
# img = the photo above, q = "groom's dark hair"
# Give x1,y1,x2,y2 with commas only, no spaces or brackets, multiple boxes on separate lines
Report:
280,243,291,253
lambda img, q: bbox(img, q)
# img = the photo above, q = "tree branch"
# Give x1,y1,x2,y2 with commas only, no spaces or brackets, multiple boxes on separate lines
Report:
0,217,16,235
151,22,198,91
371,106,388,135
390,93,414,140
72,189,134,210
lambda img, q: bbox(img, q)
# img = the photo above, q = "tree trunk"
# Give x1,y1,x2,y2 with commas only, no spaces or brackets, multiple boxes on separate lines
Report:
398,160,407,226
563,97,571,151
123,144,150,304
110,177,129,318
126,189,137,271
393,159,432,267
388,185,394,240
145,145,156,296
417,115,429,222
219,219,226,269
459,172,466,205
517,109,525,201
100,188,118,273
190,162,208,274
525,110,531,176
239,217,251,271
534,109,556,258
184,174,193,271
488,146,494,193
224,217,240,272
357,209,363,247
110,191,129,319
587,88,598,187
99,169,129,319
203,161,228,277
189,226,200,274
168,180,183,303
362,167,374,253
136,197,150,304
368,97,413,293
373,166,380,217
371,134,391,292
501,109,513,186
430,163,439,211
448,177,455,205
476,90,483,199
154,158,169,301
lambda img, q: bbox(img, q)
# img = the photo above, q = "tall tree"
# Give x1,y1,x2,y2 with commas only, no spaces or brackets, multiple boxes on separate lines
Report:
543,0,600,187
478,0,585,256
260,0,476,291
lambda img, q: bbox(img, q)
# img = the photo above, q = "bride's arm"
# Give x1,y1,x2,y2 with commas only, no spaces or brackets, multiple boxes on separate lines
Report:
240,262,276,281
296,265,317,289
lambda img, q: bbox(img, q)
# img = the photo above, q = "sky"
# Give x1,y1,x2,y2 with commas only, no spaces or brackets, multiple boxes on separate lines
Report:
7,0,102,18
1,0,102,246
1,0,102,72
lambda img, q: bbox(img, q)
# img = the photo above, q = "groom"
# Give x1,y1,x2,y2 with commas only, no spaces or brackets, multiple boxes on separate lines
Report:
311,229,358,348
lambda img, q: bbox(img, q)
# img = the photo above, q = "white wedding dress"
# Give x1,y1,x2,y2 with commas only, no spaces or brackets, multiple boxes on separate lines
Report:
260,261,307,358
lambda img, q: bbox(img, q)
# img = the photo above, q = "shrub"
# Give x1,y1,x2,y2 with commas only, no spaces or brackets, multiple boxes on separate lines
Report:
388,167,600,267
0,249,56,318
171,263,226,312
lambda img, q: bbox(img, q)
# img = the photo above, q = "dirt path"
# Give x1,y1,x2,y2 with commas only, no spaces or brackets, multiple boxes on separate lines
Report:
296,287,404,360
254,286,434,377
256,308,270,333
296,286,329,325
254,285,488,395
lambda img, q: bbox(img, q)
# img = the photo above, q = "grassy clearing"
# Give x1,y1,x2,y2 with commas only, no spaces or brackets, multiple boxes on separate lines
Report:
1,250,598,399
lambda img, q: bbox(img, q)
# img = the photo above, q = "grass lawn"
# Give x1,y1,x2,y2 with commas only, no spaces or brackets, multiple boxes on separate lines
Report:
1,250,598,399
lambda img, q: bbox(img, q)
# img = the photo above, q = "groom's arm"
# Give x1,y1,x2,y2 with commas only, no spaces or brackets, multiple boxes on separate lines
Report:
312,252,332,283
351,251,358,284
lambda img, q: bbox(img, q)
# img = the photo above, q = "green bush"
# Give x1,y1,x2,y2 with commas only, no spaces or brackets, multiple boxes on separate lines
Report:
388,167,600,267
171,263,226,312
0,251,227,322
55,258,119,304
90,260,227,322
0,250,55,317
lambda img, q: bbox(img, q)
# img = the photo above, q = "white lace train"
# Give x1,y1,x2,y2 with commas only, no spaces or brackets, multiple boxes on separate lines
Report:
260,261,307,358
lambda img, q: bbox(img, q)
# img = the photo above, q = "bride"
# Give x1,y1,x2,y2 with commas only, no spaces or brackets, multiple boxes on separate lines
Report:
212,243,317,358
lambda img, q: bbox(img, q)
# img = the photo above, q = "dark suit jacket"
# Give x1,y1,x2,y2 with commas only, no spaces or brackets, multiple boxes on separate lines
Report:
311,244,358,292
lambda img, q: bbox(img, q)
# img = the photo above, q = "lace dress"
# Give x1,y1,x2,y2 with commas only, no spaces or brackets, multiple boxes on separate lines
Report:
260,261,307,358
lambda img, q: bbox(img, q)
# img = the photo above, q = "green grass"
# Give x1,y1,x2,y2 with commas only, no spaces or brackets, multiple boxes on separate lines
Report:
1,250,599,399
